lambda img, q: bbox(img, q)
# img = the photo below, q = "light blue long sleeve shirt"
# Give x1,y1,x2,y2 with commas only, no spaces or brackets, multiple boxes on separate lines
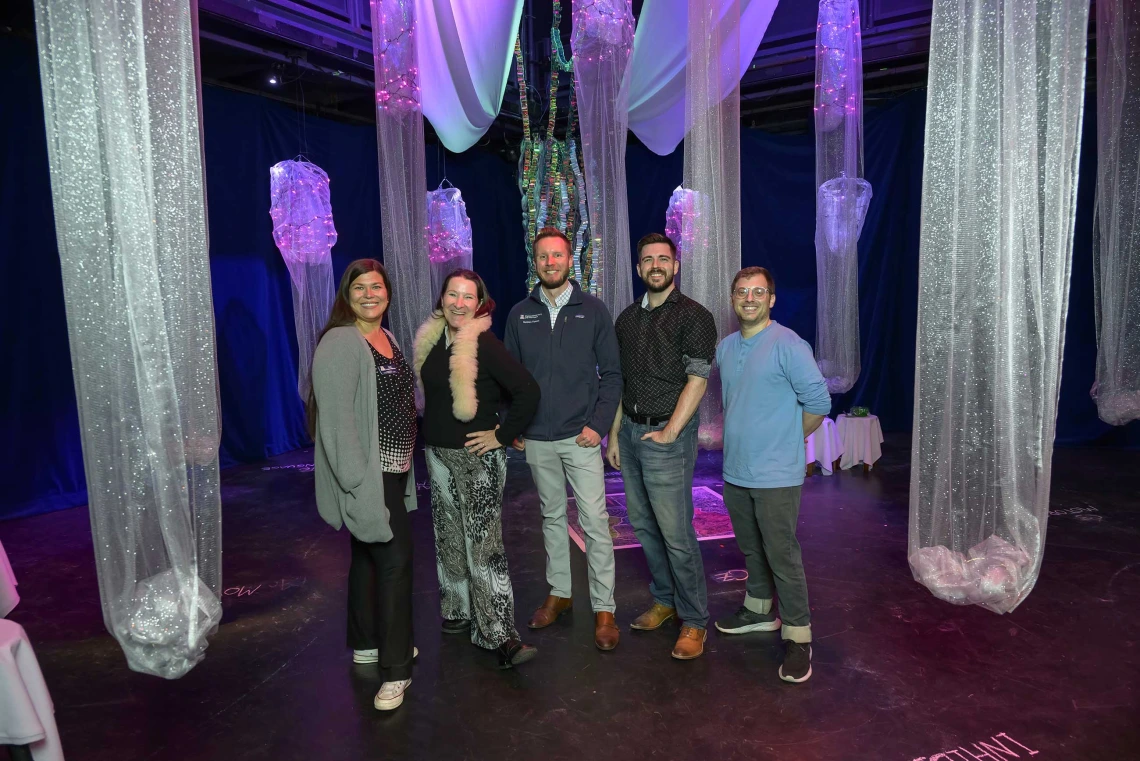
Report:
718,321,832,489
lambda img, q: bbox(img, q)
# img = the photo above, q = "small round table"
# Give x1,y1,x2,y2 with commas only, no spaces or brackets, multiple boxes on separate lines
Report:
835,413,884,472
805,416,844,476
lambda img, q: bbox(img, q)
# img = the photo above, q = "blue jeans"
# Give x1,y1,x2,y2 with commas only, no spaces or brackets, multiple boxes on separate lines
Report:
619,415,708,629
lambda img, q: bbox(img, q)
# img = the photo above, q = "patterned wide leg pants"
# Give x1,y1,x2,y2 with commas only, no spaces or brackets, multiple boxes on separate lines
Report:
425,445,519,649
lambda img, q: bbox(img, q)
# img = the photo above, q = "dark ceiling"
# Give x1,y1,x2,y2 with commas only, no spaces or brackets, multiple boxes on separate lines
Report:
2,0,1099,151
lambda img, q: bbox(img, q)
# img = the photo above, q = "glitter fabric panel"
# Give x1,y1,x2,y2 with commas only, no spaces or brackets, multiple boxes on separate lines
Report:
269,160,337,400
372,0,435,355
572,0,634,320
813,0,870,395
1092,0,1140,425
908,0,1089,614
33,0,222,676
683,0,742,450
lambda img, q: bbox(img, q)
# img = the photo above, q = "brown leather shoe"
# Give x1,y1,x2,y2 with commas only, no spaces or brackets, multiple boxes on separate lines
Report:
594,612,620,651
527,595,572,629
630,602,677,631
671,626,707,660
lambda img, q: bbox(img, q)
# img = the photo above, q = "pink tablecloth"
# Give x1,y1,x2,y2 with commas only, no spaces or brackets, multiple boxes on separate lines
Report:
0,539,17,618
0,620,65,761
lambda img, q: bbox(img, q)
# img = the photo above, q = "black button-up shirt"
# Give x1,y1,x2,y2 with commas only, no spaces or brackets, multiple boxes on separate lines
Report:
613,288,718,419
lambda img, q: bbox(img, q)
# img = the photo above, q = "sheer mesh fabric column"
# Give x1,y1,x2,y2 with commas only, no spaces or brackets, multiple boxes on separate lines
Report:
683,0,742,448
1092,0,1140,426
814,0,871,394
371,0,435,353
572,0,635,317
33,0,222,676
269,160,337,400
908,0,1089,613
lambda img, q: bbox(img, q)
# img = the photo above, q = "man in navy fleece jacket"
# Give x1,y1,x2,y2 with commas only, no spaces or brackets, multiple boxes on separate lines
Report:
504,228,623,651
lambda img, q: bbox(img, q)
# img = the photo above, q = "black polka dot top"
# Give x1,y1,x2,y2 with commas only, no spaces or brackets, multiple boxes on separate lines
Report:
368,338,417,474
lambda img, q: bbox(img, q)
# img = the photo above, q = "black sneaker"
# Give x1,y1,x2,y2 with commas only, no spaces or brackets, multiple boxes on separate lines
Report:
779,641,812,683
441,618,471,634
496,639,537,670
714,606,782,635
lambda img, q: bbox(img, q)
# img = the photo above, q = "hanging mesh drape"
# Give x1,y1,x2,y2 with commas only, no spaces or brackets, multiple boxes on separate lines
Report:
814,0,870,394
371,0,435,352
1092,0,1140,426
908,0,1088,614
33,0,222,677
572,0,635,318
270,160,337,400
683,0,742,449
426,186,474,298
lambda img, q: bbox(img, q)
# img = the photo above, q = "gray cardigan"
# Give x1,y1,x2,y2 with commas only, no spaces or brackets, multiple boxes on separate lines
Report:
312,325,418,543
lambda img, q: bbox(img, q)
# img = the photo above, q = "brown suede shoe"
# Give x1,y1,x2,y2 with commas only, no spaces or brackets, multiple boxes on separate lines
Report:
630,602,677,631
594,612,620,651
671,626,707,659
527,595,572,629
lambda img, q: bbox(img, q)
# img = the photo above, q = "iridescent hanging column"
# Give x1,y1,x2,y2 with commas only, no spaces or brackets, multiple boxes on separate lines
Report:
371,0,434,352
270,160,337,399
1092,0,1140,426
514,5,592,291
813,0,871,394
683,0,742,449
664,185,706,288
572,0,634,318
33,0,222,676
908,0,1088,613
426,185,474,297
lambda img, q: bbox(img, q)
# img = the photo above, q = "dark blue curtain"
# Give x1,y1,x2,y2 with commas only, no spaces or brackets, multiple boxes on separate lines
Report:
2,34,1135,520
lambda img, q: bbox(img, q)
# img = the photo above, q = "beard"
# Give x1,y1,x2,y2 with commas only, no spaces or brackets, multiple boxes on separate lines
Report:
642,267,675,293
538,264,570,290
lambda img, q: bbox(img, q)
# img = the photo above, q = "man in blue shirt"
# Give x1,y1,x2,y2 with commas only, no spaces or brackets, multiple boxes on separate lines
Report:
714,266,831,683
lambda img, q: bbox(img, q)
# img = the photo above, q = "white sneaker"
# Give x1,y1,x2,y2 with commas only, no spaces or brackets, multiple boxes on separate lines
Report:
374,679,411,711
353,646,418,664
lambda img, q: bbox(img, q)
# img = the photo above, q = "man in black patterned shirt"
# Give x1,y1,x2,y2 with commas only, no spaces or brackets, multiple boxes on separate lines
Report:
607,233,718,660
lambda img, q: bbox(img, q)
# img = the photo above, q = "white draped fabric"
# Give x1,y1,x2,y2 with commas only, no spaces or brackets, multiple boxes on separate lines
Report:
372,0,436,355
624,0,779,156
1092,0,1140,426
683,0,742,449
909,0,1088,614
415,0,525,153
33,0,223,676
573,0,635,319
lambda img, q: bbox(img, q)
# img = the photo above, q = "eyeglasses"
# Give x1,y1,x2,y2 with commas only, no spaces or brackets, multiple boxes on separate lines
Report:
733,287,771,299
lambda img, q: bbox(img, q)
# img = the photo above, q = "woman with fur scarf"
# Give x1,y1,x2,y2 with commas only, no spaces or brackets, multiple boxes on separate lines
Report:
414,270,541,669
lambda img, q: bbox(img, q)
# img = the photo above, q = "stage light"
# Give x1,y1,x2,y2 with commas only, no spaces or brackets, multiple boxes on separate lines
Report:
268,74,278,85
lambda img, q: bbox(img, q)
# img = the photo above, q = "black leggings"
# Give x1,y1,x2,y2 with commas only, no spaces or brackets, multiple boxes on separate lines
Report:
346,470,413,681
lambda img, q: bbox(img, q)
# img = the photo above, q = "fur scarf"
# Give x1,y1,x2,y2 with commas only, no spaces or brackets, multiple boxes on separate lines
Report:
412,313,492,422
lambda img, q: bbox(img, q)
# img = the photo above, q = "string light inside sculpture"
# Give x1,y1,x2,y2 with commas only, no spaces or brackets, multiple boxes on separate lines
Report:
664,186,704,263
814,0,860,131
425,186,473,264
572,0,634,62
269,160,338,263
372,0,421,112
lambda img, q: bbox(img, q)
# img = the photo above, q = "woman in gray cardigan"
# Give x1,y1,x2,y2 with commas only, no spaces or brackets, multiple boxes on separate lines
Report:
310,259,419,712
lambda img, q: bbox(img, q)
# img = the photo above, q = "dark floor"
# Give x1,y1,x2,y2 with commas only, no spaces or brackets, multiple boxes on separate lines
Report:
2,437,1138,761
